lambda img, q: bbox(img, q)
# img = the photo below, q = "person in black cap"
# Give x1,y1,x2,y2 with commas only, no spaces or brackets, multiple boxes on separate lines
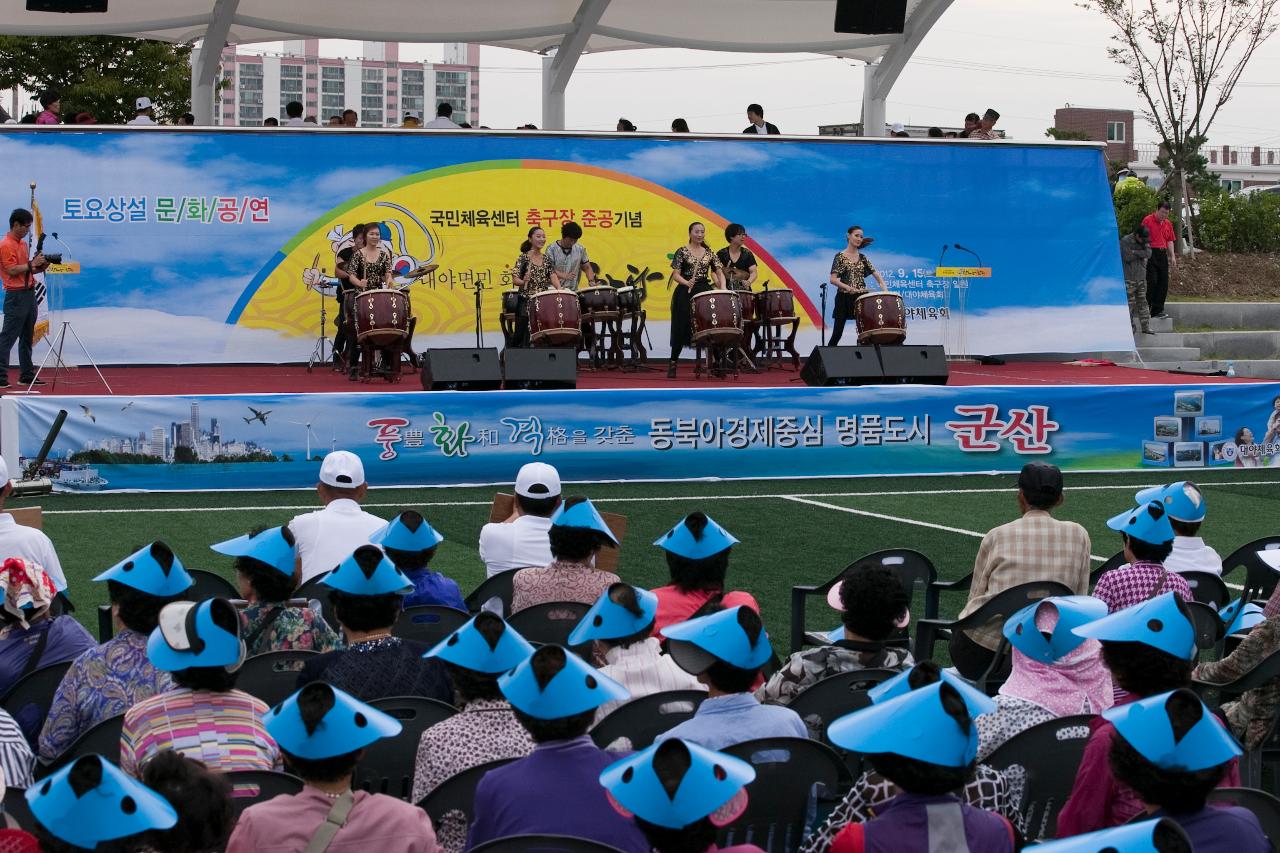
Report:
968,108,1001,140
950,462,1091,679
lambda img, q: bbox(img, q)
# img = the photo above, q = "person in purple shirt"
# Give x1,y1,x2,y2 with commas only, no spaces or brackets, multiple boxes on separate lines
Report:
1107,688,1269,853
370,511,465,611
0,557,94,697
467,644,649,853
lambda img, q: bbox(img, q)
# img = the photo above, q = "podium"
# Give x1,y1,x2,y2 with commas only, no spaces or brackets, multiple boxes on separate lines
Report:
934,266,991,362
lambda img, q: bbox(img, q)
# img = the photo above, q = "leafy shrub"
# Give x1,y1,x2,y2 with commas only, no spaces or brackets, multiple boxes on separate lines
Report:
1196,190,1280,253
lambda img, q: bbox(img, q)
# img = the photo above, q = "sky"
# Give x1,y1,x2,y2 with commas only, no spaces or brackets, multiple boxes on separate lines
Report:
243,0,1280,147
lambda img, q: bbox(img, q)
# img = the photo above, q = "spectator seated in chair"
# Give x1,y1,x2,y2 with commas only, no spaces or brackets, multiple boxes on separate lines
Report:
120,597,280,776
568,583,704,724
371,511,465,611
297,546,451,703
213,525,340,655
139,749,236,853
412,612,537,850
25,753,177,852
976,595,1113,760
478,462,562,579
651,513,758,639
0,557,94,699
511,497,619,613
1107,688,1268,853
820,666,1016,853
757,564,914,709
38,542,193,762
0,456,68,593
656,606,805,751
467,644,648,853
288,450,388,584
1135,481,1222,576
1057,592,1240,836
227,682,441,852
1093,501,1192,613
1194,581,1280,751
599,737,766,853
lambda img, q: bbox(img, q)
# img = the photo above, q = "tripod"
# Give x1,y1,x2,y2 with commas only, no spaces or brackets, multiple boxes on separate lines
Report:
24,319,113,394
305,276,335,374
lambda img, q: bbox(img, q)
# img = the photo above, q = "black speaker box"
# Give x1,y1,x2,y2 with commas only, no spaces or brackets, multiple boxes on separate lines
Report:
420,348,502,391
801,346,884,386
26,0,107,11
504,348,577,390
877,345,949,385
834,0,907,34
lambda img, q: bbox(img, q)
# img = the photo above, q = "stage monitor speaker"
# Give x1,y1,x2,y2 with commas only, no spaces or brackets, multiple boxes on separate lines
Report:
834,0,907,34
421,348,502,391
504,348,577,390
801,346,884,386
877,345,949,385
26,0,107,11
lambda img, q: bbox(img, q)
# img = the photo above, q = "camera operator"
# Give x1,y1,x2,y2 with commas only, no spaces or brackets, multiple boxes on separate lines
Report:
0,209,50,387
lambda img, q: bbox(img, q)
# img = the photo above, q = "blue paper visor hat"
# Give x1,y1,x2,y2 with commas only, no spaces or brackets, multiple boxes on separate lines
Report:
498,644,629,719
664,605,773,674
549,497,618,545
654,512,739,560
93,541,194,598
147,598,246,672
1023,817,1189,852
1003,596,1109,664
26,754,178,849
211,526,296,577
266,682,402,760
424,611,536,674
866,663,1001,719
828,680,994,767
1106,500,1176,547
1220,598,1266,636
600,738,756,829
1072,592,1197,660
568,583,659,646
1134,481,1207,524
1105,688,1242,772
369,511,445,552
320,544,414,596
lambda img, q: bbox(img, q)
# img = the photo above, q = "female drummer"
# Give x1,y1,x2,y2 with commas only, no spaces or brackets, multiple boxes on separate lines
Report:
828,224,888,346
344,223,395,378
668,221,726,378
716,223,758,290
511,226,563,347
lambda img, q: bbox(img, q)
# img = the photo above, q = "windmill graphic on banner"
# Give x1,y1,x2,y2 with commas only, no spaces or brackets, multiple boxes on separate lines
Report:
288,416,321,462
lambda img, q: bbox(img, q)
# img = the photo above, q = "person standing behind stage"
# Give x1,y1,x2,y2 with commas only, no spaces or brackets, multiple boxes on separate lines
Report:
667,222,726,378
511,226,562,348
716,224,758,290
549,221,594,292
827,225,888,346
743,104,779,135
1142,201,1176,320
0,209,48,389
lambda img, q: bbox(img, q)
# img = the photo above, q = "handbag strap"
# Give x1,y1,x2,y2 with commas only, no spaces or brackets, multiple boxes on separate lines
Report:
302,790,356,853
19,620,54,680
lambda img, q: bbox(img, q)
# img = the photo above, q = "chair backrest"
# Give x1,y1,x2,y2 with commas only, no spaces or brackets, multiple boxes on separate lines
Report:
295,573,336,629
589,690,706,750
469,835,624,853
36,713,125,779
236,650,319,708
1222,537,1280,602
395,605,470,646
1,661,72,745
985,714,1096,841
507,601,591,648
2,786,35,832
1186,600,1226,652
785,668,899,744
185,568,239,602
1181,571,1231,609
223,770,305,818
465,571,517,616
1208,787,1280,846
955,580,1074,631
1090,552,1125,588
355,696,458,800
718,737,848,852
417,757,517,827
1195,647,1280,702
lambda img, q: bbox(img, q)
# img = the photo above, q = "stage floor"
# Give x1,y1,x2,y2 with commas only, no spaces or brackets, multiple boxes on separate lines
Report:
8,359,1262,396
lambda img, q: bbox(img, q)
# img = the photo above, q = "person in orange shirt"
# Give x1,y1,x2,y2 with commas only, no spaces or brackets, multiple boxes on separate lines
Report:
0,209,48,388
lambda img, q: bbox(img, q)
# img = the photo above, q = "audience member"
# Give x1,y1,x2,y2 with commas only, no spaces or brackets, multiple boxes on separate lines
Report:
402,110,422,128
1107,689,1267,852
0,557,93,697
967,108,1001,140
952,462,1091,678
304,115,318,125
34,92,59,125
26,754,177,851
0,706,33,788
651,512,758,637
758,564,912,714
139,750,235,853
328,114,343,127
39,542,192,761
976,596,1112,760
177,112,195,126
1193,581,1280,751
511,496,619,612
72,111,96,124
599,737,765,853
342,109,358,127
568,583,704,723
617,118,637,132
927,126,944,137
743,104,779,135
1135,481,1221,574
228,682,441,852
289,450,386,583
120,598,279,776
213,525,340,655
262,116,279,127
1121,224,1153,336
478,462,561,578
1093,501,1191,612
127,96,157,126
890,122,909,137
371,511,464,610
297,545,452,703
413,612,536,850
0,457,67,591
468,644,646,852
960,112,981,138
424,102,460,129
658,606,804,749
283,100,305,127
670,118,690,133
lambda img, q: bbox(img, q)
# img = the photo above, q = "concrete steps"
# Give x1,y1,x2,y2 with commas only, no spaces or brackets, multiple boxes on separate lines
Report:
1121,301,1280,379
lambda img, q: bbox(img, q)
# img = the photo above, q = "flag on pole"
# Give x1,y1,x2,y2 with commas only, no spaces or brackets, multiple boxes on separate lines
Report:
30,199,49,345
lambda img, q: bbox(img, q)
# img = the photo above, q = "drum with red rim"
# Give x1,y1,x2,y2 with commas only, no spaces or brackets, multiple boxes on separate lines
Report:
855,291,907,345
528,289,582,346
354,288,410,346
691,289,743,346
756,289,795,322
578,285,620,320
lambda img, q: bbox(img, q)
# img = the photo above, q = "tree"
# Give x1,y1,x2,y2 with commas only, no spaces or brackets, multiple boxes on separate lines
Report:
1079,0,1279,254
1045,127,1092,141
0,36,191,124
173,445,198,464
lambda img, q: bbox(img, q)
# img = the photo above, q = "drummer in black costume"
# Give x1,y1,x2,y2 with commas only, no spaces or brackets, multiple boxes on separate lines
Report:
511,226,563,347
668,222,727,378
332,221,364,368
828,224,888,346
716,223,758,290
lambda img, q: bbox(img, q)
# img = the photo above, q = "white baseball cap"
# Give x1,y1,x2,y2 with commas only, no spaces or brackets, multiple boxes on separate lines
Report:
515,462,560,498
136,96,153,111
319,450,365,488
404,110,422,121
890,122,906,133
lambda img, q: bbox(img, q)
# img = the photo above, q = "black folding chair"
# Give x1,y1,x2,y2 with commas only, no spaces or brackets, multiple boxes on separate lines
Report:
470,836,623,852
1208,787,1280,846
1181,570,1231,609
1193,647,1280,788
985,714,1096,842
589,690,706,750
418,757,518,836
1221,537,1280,605
185,568,239,602
295,573,336,629
719,737,849,853
224,769,305,818
237,650,318,708
1,661,72,746
465,572,517,616
35,712,124,779
3,786,35,831
356,696,457,799
1089,552,1125,589
1185,600,1227,657
508,601,591,648
783,668,899,745
395,605,470,646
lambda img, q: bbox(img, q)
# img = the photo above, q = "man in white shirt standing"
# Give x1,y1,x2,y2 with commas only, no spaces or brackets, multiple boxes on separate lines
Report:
288,450,386,583
0,457,66,591
478,462,561,578
126,97,157,126
1135,481,1223,575
423,102,461,130
283,101,307,127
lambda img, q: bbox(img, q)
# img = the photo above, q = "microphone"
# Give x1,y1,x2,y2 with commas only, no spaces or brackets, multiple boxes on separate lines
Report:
937,244,949,272
952,243,983,267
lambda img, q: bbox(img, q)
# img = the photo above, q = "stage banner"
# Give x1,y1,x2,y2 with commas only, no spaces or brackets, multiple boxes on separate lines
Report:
0,128,1132,363
6,384,1277,491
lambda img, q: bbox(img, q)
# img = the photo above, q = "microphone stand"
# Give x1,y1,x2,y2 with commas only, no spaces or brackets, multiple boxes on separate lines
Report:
819,281,828,346
464,277,487,349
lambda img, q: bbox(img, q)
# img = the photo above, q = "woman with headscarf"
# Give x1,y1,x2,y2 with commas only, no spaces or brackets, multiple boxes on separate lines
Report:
0,557,94,697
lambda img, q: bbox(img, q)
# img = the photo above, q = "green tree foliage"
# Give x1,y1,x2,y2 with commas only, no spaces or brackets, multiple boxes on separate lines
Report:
0,36,191,124
1044,127,1091,141
69,450,162,465
1114,182,1160,237
1196,190,1280,252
